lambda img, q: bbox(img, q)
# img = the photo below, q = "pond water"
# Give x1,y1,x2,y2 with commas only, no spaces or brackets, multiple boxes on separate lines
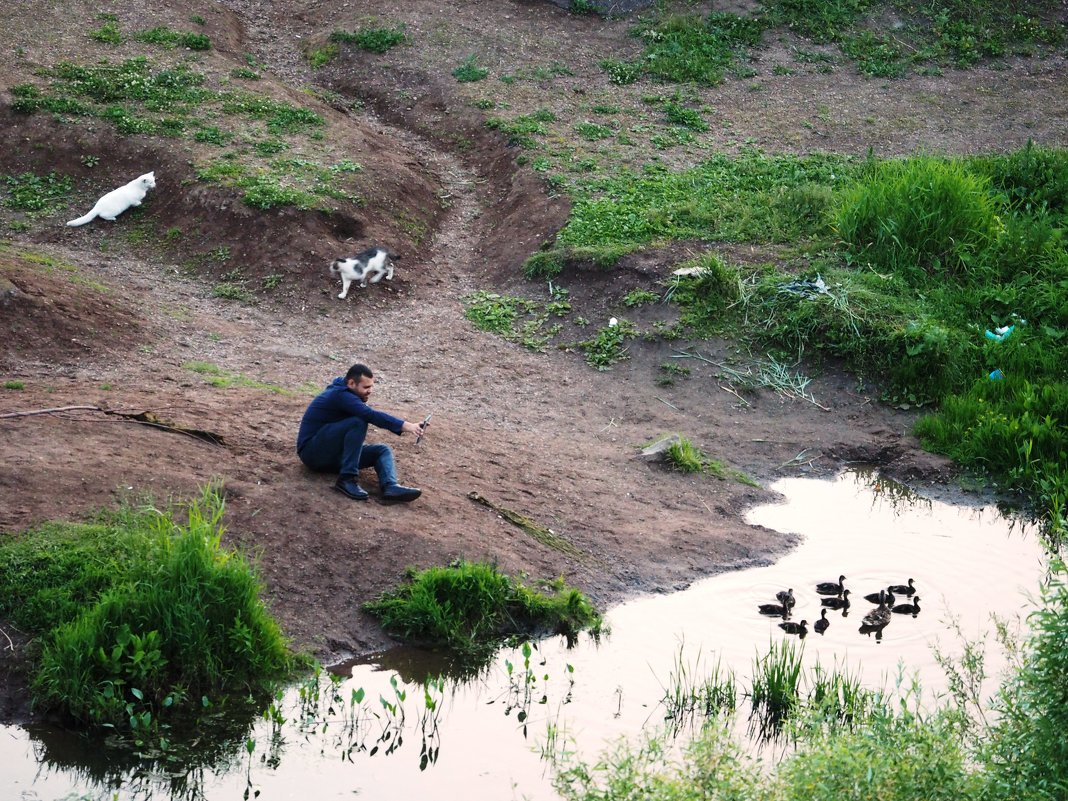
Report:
4,468,1050,801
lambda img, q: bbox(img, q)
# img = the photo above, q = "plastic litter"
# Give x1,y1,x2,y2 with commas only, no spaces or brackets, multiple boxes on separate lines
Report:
989,369,1005,381
985,325,1015,342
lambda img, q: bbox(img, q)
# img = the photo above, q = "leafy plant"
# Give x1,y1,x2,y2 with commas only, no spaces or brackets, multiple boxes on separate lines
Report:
580,319,634,370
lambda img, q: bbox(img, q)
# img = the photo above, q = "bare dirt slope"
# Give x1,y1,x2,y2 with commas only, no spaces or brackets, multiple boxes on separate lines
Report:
2,0,1063,719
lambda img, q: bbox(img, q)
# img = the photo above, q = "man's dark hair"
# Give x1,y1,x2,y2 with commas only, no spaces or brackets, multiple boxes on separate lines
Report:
345,363,373,382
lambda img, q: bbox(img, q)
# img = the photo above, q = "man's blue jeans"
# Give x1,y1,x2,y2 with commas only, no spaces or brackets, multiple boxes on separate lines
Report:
298,418,398,487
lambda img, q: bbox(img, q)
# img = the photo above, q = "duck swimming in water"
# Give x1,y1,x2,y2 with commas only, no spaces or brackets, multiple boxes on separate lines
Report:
821,589,851,610
816,575,847,595
887,578,916,597
775,588,796,608
863,588,896,606
778,619,808,637
814,608,830,635
758,603,791,618
892,596,921,617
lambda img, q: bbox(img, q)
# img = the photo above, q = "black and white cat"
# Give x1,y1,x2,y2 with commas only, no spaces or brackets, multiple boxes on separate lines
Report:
330,247,397,299
66,172,157,227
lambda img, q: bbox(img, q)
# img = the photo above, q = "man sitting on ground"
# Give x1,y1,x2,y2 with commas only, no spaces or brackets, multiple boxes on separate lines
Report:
297,363,427,502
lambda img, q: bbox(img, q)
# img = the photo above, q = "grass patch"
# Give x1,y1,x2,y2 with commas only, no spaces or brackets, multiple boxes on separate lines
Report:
364,560,601,656
182,361,297,394
0,488,292,734
134,26,212,51
2,171,72,214
463,289,570,352
330,25,407,53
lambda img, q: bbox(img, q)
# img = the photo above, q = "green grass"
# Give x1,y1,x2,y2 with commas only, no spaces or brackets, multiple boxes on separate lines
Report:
134,26,212,51
182,361,299,393
1,488,292,733
2,171,73,213
330,25,408,53
364,561,602,656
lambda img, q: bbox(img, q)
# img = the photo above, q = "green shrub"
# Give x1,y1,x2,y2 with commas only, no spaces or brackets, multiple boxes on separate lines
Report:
90,21,124,45
364,561,601,655
28,488,292,729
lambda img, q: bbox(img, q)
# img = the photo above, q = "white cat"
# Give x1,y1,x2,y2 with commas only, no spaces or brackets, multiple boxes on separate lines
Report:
330,247,397,299
66,171,157,227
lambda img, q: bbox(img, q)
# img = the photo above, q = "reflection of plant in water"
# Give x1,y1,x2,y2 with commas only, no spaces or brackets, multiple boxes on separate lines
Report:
291,667,444,768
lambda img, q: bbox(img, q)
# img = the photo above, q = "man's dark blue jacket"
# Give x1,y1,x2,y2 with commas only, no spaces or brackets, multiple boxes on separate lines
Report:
296,377,404,454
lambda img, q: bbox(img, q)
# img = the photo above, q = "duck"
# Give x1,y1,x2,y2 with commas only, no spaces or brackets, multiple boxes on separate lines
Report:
775,588,796,608
778,619,808,637
758,603,791,618
816,575,847,596
821,589,851,609
863,588,896,606
887,577,916,597
814,608,830,635
859,596,892,637
892,596,921,616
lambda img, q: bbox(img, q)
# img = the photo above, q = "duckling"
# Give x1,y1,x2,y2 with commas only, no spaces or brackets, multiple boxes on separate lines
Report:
758,603,791,618
814,608,830,635
891,595,921,617
775,588,796,608
778,619,808,637
816,575,847,596
821,589,851,610
887,577,916,597
863,588,896,606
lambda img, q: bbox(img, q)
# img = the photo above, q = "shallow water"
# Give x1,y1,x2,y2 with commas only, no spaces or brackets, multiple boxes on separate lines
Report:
4,469,1050,800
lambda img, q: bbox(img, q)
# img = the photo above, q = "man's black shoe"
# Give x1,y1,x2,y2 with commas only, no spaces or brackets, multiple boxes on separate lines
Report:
382,484,421,502
334,477,369,501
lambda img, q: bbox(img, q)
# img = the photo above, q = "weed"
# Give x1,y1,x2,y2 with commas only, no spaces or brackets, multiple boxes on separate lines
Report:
453,54,489,82
91,21,124,45
230,67,260,80
574,121,614,141
623,288,660,307
211,282,254,303
666,436,708,473
464,290,537,335
80,154,100,168
580,319,635,370
305,43,339,69
664,102,709,131
262,273,283,290
3,380,25,390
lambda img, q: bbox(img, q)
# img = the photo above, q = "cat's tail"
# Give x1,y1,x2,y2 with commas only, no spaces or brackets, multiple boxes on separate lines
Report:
66,210,97,227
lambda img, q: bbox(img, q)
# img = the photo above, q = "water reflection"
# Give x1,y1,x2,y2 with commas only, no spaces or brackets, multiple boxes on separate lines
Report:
5,468,1049,801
